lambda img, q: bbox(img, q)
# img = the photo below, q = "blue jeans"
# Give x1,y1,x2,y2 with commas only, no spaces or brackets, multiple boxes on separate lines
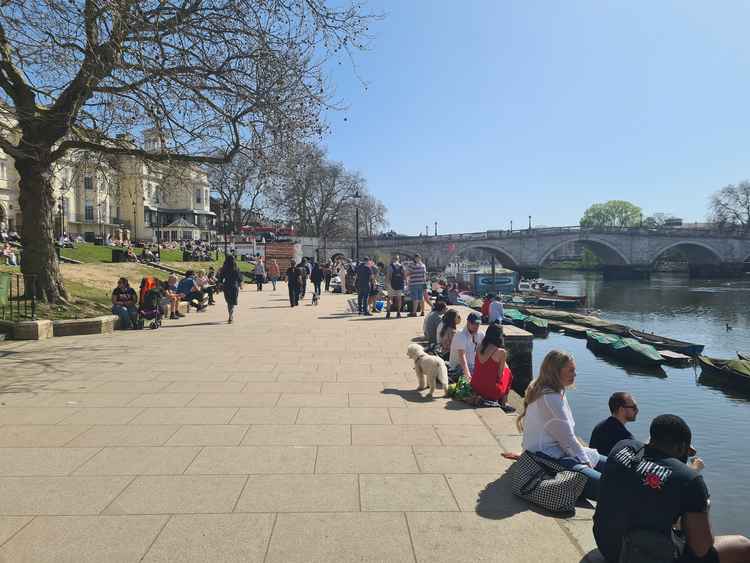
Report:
556,455,607,501
112,304,137,329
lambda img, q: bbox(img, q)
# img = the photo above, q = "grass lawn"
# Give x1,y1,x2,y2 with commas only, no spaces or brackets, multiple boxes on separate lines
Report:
60,243,186,263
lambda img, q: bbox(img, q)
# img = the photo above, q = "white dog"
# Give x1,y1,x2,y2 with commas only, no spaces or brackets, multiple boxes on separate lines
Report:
406,343,449,397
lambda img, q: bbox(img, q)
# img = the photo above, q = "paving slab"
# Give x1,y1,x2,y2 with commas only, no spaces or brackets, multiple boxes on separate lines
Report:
413,446,508,474
407,511,583,563
66,425,180,447
106,475,247,514
142,513,275,563
0,515,167,563
236,474,358,512
0,425,90,447
351,424,441,446
74,446,201,475
296,407,391,425
188,392,280,407
434,424,498,446
58,407,145,425
0,447,100,476
165,425,249,446
129,407,238,425
360,474,459,512
241,424,350,446
315,446,419,474
128,393,198,407
229,407,300,425
185,446,316,474
266,512,414,563
0,476,132,515
389,408,483,426
0,516,32,545
0,407,78,425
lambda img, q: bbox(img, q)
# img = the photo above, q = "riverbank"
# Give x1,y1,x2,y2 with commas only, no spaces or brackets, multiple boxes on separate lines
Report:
0,285,599,562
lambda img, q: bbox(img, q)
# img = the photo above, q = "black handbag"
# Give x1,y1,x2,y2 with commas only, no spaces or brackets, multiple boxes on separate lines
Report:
511,451,588,515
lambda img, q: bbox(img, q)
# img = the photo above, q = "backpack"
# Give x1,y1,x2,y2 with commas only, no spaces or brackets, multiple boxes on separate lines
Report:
390,264,405,289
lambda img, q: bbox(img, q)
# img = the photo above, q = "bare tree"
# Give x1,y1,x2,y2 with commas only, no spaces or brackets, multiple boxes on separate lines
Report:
710,181,750,232
209,149,269,234
0,0,372,302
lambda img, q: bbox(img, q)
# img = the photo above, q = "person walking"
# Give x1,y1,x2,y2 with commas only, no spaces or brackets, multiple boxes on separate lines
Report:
286,259,302,307
298,258,309,299
310,261,324,298
268,259,280,291
253,255,266,291
355,257,374,315
385,254,405,319
218,254,243,324
406,254,428,317
324,261,332,292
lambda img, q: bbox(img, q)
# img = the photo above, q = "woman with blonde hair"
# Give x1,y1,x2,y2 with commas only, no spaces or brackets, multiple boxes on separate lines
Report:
517,350,605,500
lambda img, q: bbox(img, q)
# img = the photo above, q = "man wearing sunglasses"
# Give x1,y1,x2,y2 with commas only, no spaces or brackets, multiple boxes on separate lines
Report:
590,392,638,456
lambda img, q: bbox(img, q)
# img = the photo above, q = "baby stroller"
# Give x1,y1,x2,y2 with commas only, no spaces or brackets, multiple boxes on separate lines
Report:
137,276,163,329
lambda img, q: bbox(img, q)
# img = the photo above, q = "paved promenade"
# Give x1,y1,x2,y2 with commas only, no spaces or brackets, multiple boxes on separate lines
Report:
0,285,599,562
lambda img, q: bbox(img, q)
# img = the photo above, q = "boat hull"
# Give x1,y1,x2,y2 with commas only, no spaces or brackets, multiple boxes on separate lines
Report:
629,330,704,357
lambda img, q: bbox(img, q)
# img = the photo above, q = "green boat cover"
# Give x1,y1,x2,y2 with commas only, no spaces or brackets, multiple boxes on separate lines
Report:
700,357,750,379
587,331,663,363
504,309,528,322
526,315,549,329
523,308,630,335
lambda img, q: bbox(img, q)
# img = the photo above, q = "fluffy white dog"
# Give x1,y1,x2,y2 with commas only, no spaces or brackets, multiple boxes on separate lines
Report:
406,343,449,397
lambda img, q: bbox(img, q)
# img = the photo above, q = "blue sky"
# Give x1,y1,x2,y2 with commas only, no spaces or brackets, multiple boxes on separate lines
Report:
323,0,750,235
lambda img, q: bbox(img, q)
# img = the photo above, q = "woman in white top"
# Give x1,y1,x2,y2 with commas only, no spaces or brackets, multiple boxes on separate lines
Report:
517,350,606,500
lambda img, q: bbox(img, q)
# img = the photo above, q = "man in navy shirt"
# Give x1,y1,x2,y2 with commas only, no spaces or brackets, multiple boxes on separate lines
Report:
595,414,750,563
589,392,637,456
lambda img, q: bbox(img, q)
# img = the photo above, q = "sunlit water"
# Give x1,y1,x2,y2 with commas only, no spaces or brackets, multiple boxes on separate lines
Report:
534,270,750,536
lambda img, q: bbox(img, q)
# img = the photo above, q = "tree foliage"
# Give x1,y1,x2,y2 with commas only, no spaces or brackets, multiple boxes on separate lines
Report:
580,200,642,228
0,0,373,302
710,181,750,232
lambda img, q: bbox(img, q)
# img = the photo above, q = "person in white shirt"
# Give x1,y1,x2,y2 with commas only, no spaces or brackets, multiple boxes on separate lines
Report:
488,295,505,325
449,312,485,377
517,350,605,500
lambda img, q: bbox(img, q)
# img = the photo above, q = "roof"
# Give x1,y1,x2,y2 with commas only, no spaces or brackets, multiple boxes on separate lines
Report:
165,217,199,228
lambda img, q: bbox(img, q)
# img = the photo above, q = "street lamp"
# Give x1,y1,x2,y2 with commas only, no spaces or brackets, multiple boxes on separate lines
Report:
98,201,103,239
528,215,532,231
434,221,437,236
222,202,229,256
353,189,361,260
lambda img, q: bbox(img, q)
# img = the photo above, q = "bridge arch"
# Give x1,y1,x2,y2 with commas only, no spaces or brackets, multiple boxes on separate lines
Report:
449,242,520,269
538,237,630,266
650,241,723,265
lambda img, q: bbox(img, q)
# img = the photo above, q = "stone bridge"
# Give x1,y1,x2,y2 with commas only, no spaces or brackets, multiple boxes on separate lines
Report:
360,227,750,278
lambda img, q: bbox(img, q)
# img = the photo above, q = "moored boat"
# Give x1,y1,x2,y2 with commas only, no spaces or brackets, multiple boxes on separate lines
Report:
628,329,704,357
698,356,750,388
537,296,580,309
586,331,664,367
504,309,549,337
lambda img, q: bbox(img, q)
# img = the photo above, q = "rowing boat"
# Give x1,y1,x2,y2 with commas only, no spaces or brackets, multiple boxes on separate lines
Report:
628,329,704,357
698,356,750,388
586,331,664,367
504,309,549,337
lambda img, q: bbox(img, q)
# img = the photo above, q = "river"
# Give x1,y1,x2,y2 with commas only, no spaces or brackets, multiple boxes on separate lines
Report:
534,270,750,536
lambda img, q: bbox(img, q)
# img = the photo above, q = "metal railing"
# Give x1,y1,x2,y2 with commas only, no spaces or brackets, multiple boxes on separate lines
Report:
0,272,37,321
364,225,750,245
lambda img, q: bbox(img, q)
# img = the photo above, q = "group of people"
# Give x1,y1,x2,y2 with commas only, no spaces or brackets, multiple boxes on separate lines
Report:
0,228,21,244
110,256,245,327
513,349,750,563
411,284,750,563
2,242,17,266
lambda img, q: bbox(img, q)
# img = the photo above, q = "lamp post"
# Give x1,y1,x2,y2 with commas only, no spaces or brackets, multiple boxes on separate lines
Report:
57,197,64,259
434,221,437,236
353,189,361,260
528,215,532,231
510,220,513,232
97,202,103,239
222,202,229,256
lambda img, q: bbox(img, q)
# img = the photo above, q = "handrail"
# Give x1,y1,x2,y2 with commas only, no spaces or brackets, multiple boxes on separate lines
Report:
362,225,750,244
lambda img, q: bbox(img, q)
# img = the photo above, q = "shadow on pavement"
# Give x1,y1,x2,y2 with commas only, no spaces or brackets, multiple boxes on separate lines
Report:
160,321,227,328
475,468,529,520
381,388,473,409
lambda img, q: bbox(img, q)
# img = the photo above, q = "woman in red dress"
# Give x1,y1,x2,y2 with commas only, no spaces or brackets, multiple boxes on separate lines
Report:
471,323,515,412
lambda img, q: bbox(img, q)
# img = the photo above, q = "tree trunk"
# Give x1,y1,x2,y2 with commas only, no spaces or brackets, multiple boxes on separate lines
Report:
16,157,69,303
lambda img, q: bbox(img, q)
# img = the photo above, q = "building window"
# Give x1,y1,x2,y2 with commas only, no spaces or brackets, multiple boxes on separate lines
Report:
84,176,93,190
155,188,160,204
195,189,202,204
85,204,94,221
0,159,6,180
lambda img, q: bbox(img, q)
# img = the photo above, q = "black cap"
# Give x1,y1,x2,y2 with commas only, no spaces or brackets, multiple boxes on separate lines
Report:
467,312,481,324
